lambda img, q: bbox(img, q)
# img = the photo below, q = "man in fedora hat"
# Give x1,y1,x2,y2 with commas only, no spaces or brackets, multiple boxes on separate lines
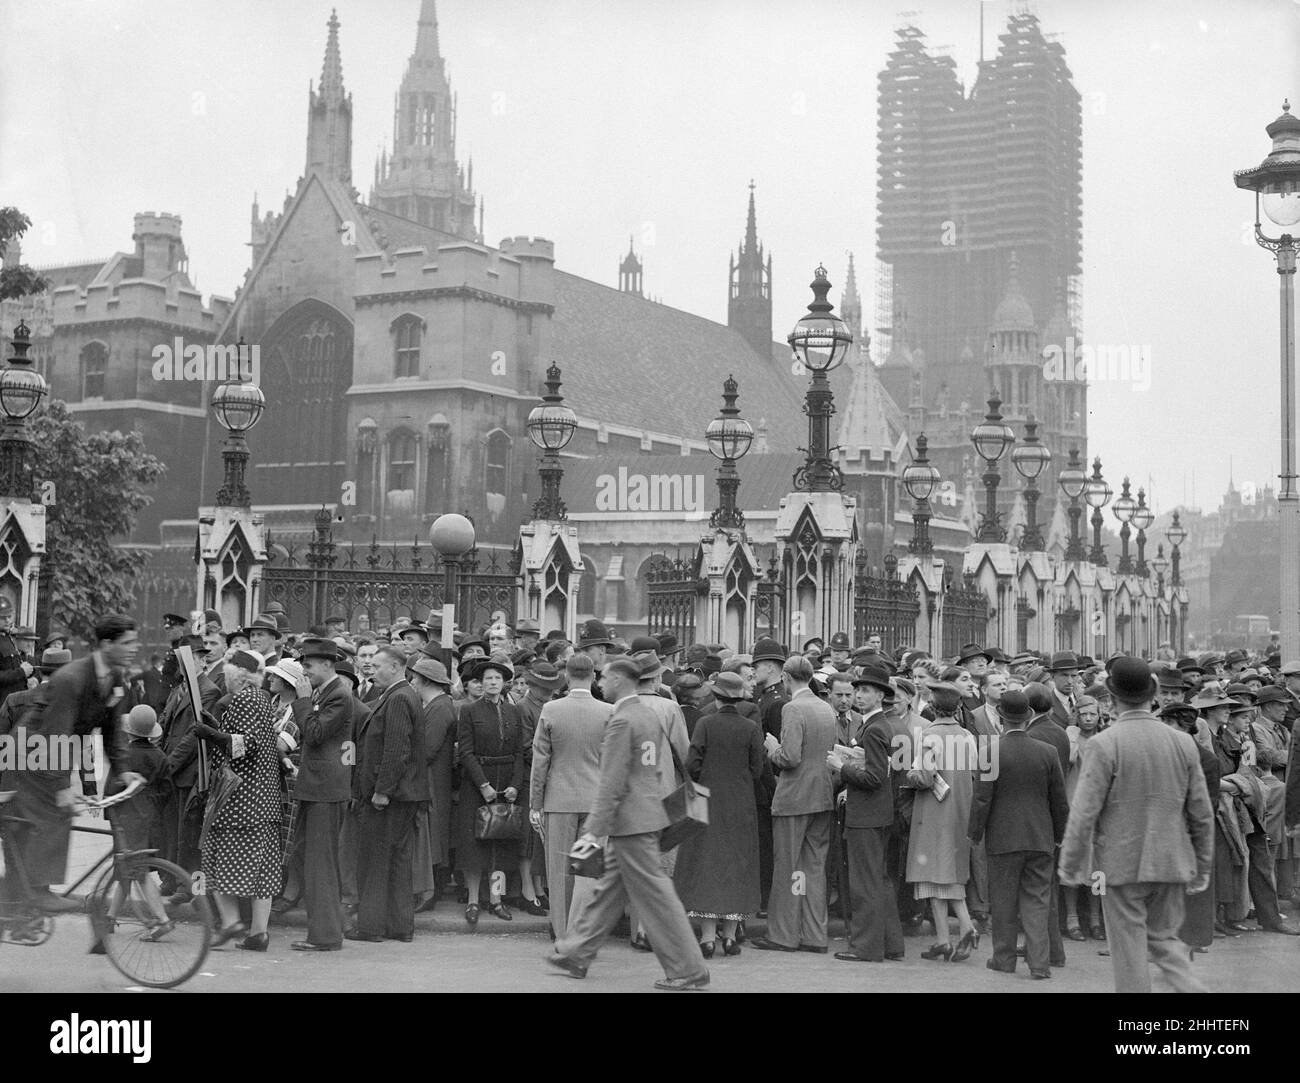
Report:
407,656,456,914
243,615,283,671
576,621,615,701
829,662,904,962
288,638,353,952
970,691,1069,979
530,652,612,939
1045,651,1082,730
1059,657,1214,992
514,619,542,655
514,660,567,913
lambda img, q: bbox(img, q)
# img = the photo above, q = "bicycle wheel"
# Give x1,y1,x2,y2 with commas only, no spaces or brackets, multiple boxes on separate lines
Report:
91,856,212,988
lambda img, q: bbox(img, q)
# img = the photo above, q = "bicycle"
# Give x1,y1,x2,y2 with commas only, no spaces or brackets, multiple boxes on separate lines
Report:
0,780,212,988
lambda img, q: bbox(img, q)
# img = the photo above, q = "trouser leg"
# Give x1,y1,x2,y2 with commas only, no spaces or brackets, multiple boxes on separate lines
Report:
1019,852,1053,975
301,800,345,947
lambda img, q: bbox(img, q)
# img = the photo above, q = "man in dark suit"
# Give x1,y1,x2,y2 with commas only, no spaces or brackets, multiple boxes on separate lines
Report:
334,660,372,925
139,653,170,714
1046,651,1081,730
750,637,788,911
970,691,1069,979
289,639,354,952
356,640,381,702
548,657,708,990
350,644,427,943
830,663,904,962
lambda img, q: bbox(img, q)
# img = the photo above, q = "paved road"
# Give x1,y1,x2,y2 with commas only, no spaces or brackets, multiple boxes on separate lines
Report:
2,902,1294,994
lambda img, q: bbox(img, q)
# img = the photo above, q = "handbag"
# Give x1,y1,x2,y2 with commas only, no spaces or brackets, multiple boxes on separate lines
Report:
474,799,525,841
659,739,710,852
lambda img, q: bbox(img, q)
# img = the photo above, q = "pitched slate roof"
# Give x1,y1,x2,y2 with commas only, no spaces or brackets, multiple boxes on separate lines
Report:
550,272,857,455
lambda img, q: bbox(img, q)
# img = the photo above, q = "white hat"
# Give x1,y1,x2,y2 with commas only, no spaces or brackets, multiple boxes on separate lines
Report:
267,658,304,687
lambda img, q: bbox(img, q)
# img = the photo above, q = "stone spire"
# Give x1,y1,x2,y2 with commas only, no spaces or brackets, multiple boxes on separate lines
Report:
728,180,773,358
305,9,353,186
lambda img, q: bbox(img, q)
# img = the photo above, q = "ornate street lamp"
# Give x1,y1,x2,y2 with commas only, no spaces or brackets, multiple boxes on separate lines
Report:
1235,100,1300,658
1151,543,1170,594
1011,415,1051,551
1166,509,1187,586
1057,447,1088,561
211,339,265,507
429,512,476,620
0,321,48,498
1132,487,1154,576
970,392,1015,543
526,362,578,521
706,374,754,530
1084,456,1112,567
789,265,852,492
1112,476,1137,574
901,433,941,555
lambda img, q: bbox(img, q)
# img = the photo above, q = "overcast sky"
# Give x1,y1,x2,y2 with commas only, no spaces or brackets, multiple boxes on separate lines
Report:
2,0,1296,517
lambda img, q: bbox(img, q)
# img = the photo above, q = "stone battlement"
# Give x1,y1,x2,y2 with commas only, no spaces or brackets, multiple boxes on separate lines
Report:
354,237,555,307
52,278,233,330
132,212,184,238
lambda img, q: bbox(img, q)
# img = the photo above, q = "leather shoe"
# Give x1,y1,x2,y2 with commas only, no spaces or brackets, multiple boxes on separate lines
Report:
653,971,710,991
239,932,269,952
1030,970,1051,980
546,952,587,979
748,937,797,952
344,929,384,943
797,943,828,954
986,959,1015,973
1262,922,1300,935
1066,926,1087,941
834,951,875,962
1225,920,1254,933
31,890,80,914
885,952,904,961
291,941,341,951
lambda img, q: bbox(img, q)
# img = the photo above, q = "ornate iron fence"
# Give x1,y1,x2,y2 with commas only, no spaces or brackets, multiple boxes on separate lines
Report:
941,572,991,660
752,547,786,647
853,552,920,653
645,552,699,648
262,509,517,634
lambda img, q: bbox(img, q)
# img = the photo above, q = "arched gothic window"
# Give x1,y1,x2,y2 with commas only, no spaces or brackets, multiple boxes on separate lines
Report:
81,341,107,398
393,315,422,377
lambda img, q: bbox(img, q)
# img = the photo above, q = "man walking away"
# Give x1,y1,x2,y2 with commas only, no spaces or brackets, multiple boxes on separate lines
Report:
1059,657,1213,993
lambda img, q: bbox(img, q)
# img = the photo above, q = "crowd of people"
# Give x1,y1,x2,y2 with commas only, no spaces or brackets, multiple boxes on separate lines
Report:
2,597,1298,991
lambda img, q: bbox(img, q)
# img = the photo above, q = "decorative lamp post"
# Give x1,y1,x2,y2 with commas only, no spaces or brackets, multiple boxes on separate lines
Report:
901,434,941,554
706,374,754,530
1084,456,1112,567
1112,476,1137,574
430,512,476,622
1132,488,1154,576
1235,100,1300,659
970,392,1015,543
0,321,48,498
211,339,265,507
1166,510,1187,586
1057,447,1088,561
1151,543,1170,594
1011,415,1051,551
789,265,852,492
526,362,578,520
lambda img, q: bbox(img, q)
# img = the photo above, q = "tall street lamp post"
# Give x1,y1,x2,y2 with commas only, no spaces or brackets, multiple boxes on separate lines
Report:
525,362,578,520
789,266,852,491
1236,100,1300,659
429,513,476,628
1084,457,1112,567
971,393,1015,543
1112,476,1137,574
707,374,754,529
1011,415,1051,551
0,321,48,498
902,434,941,555
1166,510,1187,587
1058,447,1087,561
1132,487,1154,576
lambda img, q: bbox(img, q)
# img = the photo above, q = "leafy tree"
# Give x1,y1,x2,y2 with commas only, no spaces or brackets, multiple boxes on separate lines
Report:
31,402,167,640
0,208,50,302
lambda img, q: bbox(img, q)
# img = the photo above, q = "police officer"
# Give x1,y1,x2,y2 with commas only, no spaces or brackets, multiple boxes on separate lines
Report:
0,597,34,705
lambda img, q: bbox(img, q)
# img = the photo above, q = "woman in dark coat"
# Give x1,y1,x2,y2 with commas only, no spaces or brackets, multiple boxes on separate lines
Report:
672,672,765,958
456,653,526,925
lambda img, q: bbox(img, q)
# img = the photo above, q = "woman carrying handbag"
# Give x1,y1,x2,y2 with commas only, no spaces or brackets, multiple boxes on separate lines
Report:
455,652,535,924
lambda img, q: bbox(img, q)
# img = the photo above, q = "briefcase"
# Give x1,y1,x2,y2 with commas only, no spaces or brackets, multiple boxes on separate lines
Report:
659,742,709,852
474,800,525,841
568,840,606,879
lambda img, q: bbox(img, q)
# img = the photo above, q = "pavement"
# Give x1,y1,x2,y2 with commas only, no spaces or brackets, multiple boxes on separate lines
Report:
2,812,1292,992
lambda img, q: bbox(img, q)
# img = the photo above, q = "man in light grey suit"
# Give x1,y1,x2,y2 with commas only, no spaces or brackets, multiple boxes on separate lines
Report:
529,652,611,939
1059,657,1214,993
751,655,838,953
548,657,709,990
